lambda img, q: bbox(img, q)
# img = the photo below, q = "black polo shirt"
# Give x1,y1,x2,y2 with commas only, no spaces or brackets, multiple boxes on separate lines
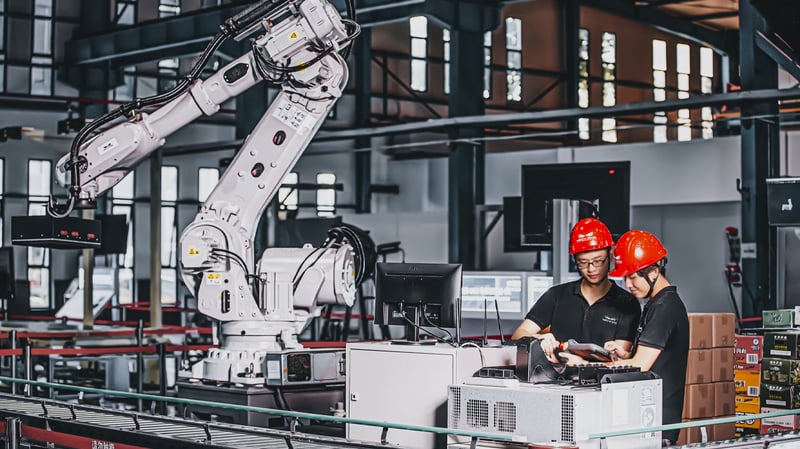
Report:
525,279,640,347
634,285,689,444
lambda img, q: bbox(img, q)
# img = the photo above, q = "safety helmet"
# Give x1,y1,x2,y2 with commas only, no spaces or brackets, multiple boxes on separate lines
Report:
569,218,614,255
609,230,668,277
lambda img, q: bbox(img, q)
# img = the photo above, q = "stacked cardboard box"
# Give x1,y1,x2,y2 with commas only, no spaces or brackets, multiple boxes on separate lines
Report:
678,313,736,444
734,334,763,436
761,331,800,433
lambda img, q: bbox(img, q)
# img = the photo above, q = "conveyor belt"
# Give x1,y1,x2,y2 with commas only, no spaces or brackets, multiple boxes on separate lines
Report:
0,393,394,449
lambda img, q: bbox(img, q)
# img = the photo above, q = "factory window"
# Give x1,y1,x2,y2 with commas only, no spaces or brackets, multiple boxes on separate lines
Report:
484,31,492,99
652,39,667,143
700,46,714,139
443,29,450,94
159,0,180,18
600,32,616,143
577,28,590,140
316,172,336,217
161,166,178,304
111,173,135,304
157,58,179,94
197,168,219,203
31,0,53,96
278,171,299,211
505,17,522,102
115,0,136,25
676,43,691,141
27,160,51,309
111,68,135,102
409,16,428,92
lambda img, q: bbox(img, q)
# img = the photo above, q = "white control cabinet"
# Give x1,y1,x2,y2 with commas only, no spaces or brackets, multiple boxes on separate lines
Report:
345,342,515,449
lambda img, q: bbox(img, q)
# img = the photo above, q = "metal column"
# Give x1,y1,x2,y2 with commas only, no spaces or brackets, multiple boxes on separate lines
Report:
150,151,163,329
448,27,486,268
739,0,780,315
355,29,373,214
563,0,580,139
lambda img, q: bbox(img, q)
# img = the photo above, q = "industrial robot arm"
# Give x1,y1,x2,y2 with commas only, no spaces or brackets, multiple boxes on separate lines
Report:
52,0,361,384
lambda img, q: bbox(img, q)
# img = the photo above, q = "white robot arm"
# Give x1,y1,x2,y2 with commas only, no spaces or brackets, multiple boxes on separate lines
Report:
52,0,362,384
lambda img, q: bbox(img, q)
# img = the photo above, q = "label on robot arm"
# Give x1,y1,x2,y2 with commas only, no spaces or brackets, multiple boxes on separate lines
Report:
266,360,281,380
273,99,310,135
206,273,222,285
98,137,119,155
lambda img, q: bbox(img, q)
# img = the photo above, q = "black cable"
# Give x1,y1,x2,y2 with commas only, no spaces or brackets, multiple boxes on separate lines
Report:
396,304,449,343
293,241,333,293
421,306,457,346
291,246,323,285
211,248,250,277
724,270,742,332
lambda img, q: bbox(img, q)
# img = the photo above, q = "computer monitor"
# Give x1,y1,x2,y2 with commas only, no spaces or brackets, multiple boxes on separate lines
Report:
0,247,15,301
461,271,525,320
375,262,462,342
526,274,554,312
520,161,630,248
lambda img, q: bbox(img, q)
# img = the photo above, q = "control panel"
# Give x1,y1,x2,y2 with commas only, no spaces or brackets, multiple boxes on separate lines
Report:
264,348,345,386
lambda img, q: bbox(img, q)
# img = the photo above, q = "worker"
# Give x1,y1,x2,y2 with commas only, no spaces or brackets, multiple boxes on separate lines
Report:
511,217,640,363
603,230,689,446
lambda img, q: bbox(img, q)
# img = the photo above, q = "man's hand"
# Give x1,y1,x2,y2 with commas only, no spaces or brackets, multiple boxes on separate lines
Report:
537,333,560,363
604,341,631,360
558,352,586,366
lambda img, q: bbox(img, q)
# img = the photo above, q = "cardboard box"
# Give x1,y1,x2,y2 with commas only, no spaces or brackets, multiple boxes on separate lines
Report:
760,383,800,409
761,407,800,434
761,357,800,385
712,347,734,382
763,309,796,328
734,367,760,397
734,334,763,365
677,420,710,445
686,349,714,384
712,313,736,347
683,383,714,419
688,314,713,349
765,331,800,359
710,421,736,441
714,382,735,416
735,395,761,431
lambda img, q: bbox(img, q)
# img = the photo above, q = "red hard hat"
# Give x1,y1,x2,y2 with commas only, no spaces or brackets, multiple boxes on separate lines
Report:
569,218,614,255
609,230,668,277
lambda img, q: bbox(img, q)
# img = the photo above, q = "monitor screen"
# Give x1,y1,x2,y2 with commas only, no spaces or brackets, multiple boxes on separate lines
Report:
461,272,525,320
0,247,15,301
526,275,554,312
375,262,462,342
521,162,630,248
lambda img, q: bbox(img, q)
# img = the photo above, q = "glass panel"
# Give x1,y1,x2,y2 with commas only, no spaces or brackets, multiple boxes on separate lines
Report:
677,43,690,74
119,268,134,305
701,76,712,94
505,18,522,51
654,125,668,143
578,117,590,140
161,166,178,201
28,267,49,309
444,63,450,95
678,124,692,141
411,58,427,92
161,269,176,304
654,88,666,102
678,108,690,119
506,70,521,102
579,61,588,78
198,168,219,203
578,79,589,108
579,29,589,62
700,47,713,78
652,40,667,71
409,16,427,38
507,51,521,70
602,118,617,143
28,160,51,197
603,82,615,107
112,204,134,268
0,159,4,194
278,172,298,210
483,67,491,99
653,70,665,88
601,32,616,64
443,29,450,44
602,63,615,81
112,172,134,199
678,90,690,100
34,0,52,16
161,206,176,267
702,106,713,121
678,73,689,91
30,64,51,95
117,2,135,25
411,38,427,59
28,246,46,266
33,19,51,54
316,173,336,216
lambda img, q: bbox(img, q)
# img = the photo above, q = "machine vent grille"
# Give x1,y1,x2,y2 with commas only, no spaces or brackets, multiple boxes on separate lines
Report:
494,401,516,432
561,395,574,442
466,399,489,429
449,386,461,428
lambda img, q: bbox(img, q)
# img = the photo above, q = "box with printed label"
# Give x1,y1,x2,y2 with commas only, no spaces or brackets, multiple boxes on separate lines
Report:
761,357,800,385
735,395,761,431
734,334,763,365
712,347,734,382
683,383,714,419
712,313,736,347
760,407,800,434
714,382,735,416
688,314,713,349
686,349,714,384
677,420,710,445
734,367,761,397
760,383,800,409
763,309,796,328
764,331,800,359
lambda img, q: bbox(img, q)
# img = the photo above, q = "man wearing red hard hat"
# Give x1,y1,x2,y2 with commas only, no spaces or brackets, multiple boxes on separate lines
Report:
512,218,640,364
603,230,689,446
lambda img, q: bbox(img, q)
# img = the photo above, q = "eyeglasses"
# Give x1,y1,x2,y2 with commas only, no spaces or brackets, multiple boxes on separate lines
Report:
575,256,608,269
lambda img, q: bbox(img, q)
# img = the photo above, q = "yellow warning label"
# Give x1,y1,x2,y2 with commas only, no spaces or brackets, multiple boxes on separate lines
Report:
289,31,298,39
188,248,199,256
207,273,221,280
